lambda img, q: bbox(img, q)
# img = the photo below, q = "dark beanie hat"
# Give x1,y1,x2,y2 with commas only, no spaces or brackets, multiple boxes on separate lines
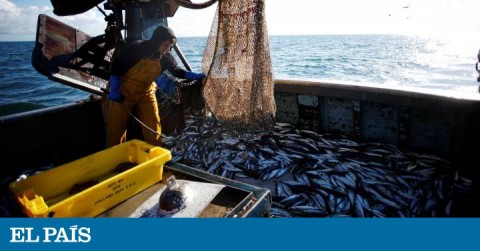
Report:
145,25,176,56
151,25,176,43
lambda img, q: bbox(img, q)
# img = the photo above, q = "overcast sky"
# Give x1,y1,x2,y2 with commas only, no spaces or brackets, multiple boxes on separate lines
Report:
1,0,480,41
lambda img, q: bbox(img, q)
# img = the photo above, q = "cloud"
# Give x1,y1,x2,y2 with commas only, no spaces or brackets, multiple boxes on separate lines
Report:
0,0,47,34
55,10,106,37
168,4,217,37
0,0,105,40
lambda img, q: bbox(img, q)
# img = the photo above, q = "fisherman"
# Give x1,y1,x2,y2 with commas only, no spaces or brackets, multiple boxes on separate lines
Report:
106,25,205,147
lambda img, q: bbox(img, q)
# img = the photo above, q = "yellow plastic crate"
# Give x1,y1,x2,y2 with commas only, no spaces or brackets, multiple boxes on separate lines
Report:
9,139,171,218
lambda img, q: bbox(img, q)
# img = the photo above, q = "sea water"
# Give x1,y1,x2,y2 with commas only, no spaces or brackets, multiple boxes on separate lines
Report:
1,34,479,116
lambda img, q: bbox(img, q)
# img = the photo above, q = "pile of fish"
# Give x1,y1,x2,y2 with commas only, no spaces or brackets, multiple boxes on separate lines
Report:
163,110,473,217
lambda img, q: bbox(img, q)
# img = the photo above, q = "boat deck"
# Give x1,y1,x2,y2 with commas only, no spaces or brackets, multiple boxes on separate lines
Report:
163,109,476,217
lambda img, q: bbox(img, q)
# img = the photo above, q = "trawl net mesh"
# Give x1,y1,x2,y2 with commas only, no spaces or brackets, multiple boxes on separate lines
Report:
201,0,276,131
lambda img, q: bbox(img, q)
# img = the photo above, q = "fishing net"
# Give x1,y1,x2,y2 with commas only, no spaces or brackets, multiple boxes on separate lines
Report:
201,0,276,131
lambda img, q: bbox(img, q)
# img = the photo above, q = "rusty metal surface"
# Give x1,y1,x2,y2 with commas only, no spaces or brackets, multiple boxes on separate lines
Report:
273,78,480,167
297,94,321,131
42,16,76,58
275,78,480,103
361,101,399,145
322,97,354,135
408,107,455,156
32,14,108,95
274,92,299,124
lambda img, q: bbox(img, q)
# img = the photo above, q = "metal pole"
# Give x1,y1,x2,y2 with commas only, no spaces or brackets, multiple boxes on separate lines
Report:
173,43,193,72
163,7,192,72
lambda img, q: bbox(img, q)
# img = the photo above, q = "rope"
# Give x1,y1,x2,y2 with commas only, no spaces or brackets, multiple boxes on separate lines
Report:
117,76,201,137
105,75,204,138
119,104,162,136
120,104,179,145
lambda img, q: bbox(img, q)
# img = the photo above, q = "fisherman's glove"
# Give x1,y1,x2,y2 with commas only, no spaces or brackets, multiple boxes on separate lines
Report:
155,74,174,91
108,75,122,102
184,71,206,81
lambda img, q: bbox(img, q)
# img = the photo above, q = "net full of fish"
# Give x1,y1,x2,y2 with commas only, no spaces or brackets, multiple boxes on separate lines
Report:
201,0,276,131
162,110,473,218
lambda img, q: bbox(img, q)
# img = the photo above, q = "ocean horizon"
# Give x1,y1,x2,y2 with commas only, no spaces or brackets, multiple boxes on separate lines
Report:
1,34,479,116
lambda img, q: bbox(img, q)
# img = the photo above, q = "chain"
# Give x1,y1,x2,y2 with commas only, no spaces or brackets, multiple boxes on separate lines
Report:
156,87,180,105
157,72,200,105
164,71,199,88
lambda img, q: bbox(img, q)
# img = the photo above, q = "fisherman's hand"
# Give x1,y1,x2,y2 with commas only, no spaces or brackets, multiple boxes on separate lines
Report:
184,71,206,81
108,75,123,102
155,74,174,90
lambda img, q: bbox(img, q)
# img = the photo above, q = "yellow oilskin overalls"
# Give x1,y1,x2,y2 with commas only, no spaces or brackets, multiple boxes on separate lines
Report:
106,57,162,147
